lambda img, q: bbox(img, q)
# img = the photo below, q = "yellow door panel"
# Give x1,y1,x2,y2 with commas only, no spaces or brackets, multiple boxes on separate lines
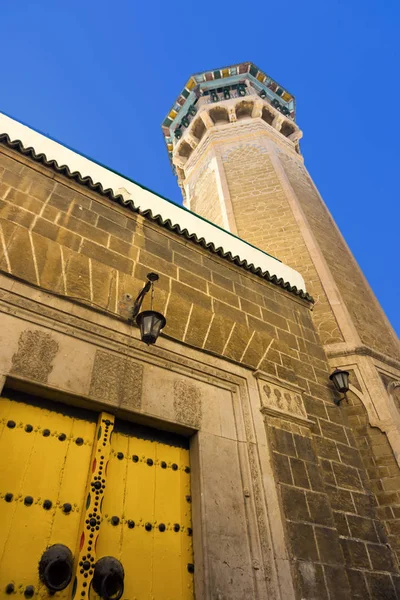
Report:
95,423,194,600
0,393,194,600
0,392,96,599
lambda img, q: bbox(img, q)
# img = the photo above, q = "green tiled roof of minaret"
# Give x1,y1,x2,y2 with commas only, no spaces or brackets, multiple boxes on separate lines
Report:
162,62,295,164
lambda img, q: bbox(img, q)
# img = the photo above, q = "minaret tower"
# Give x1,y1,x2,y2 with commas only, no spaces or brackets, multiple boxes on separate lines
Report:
163,62,400,453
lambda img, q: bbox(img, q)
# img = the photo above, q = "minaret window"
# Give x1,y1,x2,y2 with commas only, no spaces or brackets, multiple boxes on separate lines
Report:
262,107,274,125
209,107,229,124
178,141,193,159
191,118,206,142
235,101,253,120
280,121,296,138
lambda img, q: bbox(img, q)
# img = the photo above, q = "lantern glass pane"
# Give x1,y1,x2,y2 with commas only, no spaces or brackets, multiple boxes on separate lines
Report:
330,369,350,393
136,311,166,345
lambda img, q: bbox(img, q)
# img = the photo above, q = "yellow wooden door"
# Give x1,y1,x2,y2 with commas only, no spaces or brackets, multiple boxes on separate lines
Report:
0,393,194,600
95,421,194,600
0,391,97,599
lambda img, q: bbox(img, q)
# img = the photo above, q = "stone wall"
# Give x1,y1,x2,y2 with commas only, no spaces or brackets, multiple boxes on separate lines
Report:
0,145,316,374
1,142,400,598
266,383,400,598
344,390,400,567
220,131,344,346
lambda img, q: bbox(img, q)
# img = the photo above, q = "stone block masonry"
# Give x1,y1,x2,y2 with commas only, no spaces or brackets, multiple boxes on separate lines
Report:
279,149,400,361
1,142,400,599
0,145,314,373
221,138,344,346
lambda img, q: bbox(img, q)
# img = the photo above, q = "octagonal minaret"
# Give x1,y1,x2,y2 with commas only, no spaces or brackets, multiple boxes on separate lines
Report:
163,62,400,457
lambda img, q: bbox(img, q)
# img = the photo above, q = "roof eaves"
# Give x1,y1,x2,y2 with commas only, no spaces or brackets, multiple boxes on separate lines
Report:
0,133,313,303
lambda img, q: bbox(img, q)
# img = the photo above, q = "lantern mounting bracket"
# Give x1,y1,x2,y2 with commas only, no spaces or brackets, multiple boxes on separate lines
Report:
334,394,348,407
128,272,159,323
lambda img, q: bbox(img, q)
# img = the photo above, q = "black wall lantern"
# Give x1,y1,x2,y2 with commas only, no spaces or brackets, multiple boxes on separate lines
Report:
127,272,166,345
329,367,350,406
136,310,166,345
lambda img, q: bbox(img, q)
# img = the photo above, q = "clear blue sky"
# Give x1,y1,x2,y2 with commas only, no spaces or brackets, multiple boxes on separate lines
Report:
2,0,399,336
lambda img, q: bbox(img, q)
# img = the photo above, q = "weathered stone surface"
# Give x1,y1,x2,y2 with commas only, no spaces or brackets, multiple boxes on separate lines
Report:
347,514,379,543
223,322,253,362
71,202,98,225
290,457,310,489
319,419,349,445
346,568,369,599
281,485,310,521
294,434,316,462
184,304,212,348
273,452,293,485
333,511,350,537
108,236,139,261
97,215,133,243
322,565,351,600
165,296,192,341
365,572,397,600
63,249,91,300
58,212,109,245
0,198,35,227
90,199,129,226
242,330,274,369
178,268,208,293
213,299,247,327
341,539,370,569
314,436,340,461
306,462,325,492
91,260,117,310
306,492,334,525
208,282,240,308
31,231,64,291
270,427,296,457
280,151,400,359
314,527,344,565
325,485,355,512
197,432,257,598
0,219,37,284
296,562,328,600
81,239,134,274
204,314,234,355
287,522,318,561
367,543,395,572
173,250,210,280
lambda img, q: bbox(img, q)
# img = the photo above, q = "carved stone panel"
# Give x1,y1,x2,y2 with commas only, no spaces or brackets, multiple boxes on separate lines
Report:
11,329,58,383
262,383,306,419
90,349,143,409
173,380,202,428
255,372,310,424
